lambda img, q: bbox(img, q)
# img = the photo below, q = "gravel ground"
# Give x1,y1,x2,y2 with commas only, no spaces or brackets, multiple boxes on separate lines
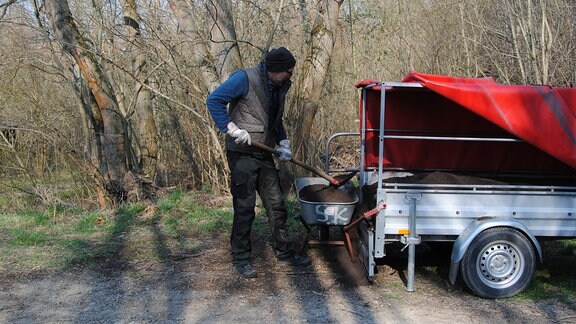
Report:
2,235,576,324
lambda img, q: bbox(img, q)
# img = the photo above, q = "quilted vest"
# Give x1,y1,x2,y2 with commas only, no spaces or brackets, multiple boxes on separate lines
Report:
226,65,291,153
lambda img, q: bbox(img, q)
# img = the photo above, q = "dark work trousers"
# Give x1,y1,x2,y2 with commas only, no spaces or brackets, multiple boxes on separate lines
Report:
226,150,293,265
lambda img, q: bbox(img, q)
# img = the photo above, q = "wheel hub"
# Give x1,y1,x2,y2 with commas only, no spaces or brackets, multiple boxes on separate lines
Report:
478,243,523,287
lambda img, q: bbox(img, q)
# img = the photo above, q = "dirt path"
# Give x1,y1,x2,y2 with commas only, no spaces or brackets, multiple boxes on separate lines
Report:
1,237,575,323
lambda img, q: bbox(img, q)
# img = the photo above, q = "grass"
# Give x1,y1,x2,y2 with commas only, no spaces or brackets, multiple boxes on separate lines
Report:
9,228,48,245
0,189,235,273
2,187,576,309
514,240,576,308
0,189,309,275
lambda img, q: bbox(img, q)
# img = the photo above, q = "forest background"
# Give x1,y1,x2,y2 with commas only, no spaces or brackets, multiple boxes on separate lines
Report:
0,0,574,210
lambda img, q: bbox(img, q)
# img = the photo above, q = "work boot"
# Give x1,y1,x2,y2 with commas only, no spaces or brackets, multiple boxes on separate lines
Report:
233,263,257,278
277,255,312,267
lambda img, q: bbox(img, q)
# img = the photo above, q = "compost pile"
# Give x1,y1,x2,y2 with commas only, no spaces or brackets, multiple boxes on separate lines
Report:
298,184,356,203
361,171,505,208
384,171,506,185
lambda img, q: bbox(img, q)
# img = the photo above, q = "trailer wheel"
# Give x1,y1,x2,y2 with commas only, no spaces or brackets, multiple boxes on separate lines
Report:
460,227,535,299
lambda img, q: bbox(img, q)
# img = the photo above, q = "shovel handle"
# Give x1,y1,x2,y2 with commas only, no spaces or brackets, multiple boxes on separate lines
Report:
251,141,339,186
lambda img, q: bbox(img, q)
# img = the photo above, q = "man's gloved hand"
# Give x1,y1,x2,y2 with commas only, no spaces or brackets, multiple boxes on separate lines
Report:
227,122,251,145
277,139,292,161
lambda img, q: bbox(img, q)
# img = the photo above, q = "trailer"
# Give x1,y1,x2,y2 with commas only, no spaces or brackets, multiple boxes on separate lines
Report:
297,71,576,299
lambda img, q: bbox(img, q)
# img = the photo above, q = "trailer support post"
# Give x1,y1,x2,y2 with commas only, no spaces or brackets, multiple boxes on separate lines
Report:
404,192,422,292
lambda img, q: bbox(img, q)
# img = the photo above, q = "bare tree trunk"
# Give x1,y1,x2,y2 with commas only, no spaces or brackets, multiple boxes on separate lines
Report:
168,0,221,92
167,0,238,176
538,0,553,85
290,0,343,161
122,0,159,180
263,0,286,52
44,0,128,203
206,0,243,79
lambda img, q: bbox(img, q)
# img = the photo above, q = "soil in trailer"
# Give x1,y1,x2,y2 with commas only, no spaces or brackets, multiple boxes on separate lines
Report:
298,184,356,203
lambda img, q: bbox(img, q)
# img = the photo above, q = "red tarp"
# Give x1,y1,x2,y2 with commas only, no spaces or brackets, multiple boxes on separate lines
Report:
357,71,576,173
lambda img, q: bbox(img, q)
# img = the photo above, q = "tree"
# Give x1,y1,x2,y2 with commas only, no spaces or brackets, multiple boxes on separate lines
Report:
167,0,237,180
2,0,574,210
122,0,159,180
45,0,130,204
288,0,344,164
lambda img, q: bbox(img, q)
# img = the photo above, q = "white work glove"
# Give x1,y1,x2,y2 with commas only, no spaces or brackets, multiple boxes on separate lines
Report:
277,139,292,161
227,122,251,145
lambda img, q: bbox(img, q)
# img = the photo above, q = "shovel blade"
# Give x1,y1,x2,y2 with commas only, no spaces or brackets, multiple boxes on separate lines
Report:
332,172,357,188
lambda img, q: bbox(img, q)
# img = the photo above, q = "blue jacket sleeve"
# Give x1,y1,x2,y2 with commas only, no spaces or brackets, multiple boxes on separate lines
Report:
206,71,249,133
276,123,287,142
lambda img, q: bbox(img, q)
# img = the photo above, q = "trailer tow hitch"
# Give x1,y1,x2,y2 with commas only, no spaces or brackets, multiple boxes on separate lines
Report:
343,202,386,232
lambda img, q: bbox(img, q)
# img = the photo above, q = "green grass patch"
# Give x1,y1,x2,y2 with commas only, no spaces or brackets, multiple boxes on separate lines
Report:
1,190,241,273
75,212,109,233
157,189,183,213
27,210,51,226
160,192,233,237
514,240,576,309
59,238,94,263
555,239,576,256
9,228,48,245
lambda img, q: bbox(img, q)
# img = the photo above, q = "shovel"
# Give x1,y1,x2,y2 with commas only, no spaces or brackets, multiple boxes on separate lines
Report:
251,141,356,188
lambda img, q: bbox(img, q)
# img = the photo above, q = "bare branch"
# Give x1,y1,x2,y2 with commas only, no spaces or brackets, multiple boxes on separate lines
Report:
0,0,18,21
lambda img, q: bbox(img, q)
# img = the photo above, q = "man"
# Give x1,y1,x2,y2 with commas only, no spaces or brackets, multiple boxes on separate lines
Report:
206,47,311,278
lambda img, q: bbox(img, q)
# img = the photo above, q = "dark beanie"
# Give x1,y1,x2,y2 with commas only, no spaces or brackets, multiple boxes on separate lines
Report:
265,47,296,72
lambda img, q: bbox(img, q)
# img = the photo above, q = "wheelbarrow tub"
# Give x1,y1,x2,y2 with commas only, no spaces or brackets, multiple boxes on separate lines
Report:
294,177,358,225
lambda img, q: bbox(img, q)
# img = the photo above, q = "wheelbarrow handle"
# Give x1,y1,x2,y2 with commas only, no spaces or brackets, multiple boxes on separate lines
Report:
343,202,386,232
250,141,339,186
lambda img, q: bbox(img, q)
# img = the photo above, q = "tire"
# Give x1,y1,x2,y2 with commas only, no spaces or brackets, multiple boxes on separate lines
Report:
460,227,536,299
